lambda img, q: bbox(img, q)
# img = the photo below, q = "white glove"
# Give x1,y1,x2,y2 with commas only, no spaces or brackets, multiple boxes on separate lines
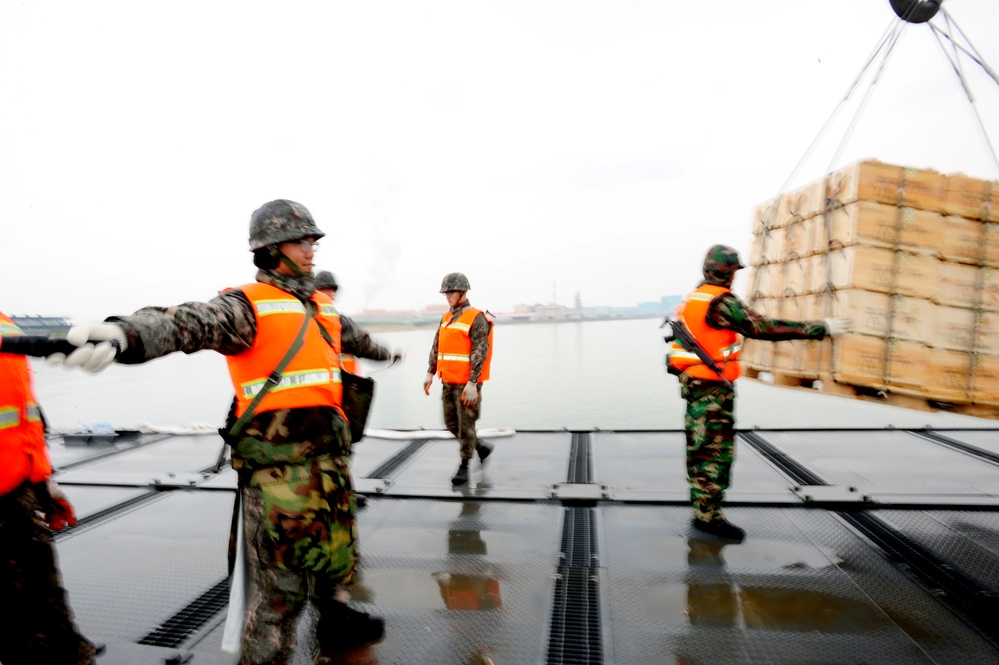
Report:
461,382,479,406
51,323,128,373
823,316,852,337
423,372,434,395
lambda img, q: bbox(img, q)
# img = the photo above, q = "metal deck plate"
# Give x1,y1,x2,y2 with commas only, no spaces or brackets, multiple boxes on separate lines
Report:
757,430,999,496
600,505,998,664
41,428,999,663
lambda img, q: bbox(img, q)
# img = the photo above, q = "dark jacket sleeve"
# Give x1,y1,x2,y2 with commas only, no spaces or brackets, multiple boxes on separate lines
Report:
339,315,392,361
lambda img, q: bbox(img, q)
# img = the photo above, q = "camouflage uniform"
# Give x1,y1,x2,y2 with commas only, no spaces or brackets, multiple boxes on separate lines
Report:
0,484,96,665
426,300,491,461
108,269,392,665
680,246,828,524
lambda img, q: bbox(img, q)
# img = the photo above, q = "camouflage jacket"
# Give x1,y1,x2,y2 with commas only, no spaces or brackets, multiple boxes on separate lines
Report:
705,288,828,341
426,299,491,384
108,270,392,456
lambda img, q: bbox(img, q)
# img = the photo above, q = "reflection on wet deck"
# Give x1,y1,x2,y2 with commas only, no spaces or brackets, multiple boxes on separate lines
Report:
47,428,999,664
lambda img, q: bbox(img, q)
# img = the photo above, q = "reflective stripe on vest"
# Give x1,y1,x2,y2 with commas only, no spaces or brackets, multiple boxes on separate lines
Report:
26,403,41,422
225,283,344,418
0,406,19,430
239,368,339,399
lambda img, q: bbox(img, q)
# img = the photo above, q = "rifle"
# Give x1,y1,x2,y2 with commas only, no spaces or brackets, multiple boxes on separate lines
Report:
0,336,121,359
661,317,734,389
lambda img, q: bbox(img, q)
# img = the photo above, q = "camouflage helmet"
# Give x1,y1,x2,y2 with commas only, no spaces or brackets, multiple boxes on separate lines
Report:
314,270,338,290
248,199,325,251
439,272,471,293
702,244,745,285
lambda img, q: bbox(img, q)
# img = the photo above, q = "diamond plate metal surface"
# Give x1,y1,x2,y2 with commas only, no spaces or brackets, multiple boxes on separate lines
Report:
600,505,999,664
757,430,999,495
932,429,999,456
877,510,999,594
388,433,571,498
55,434,225,485
57,491,232,644
56,485,152,521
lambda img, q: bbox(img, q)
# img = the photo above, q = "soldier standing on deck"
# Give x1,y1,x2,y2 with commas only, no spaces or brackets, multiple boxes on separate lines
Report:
50,200,401,664
667,245,851,543
423,273,495,486
0,311,101,665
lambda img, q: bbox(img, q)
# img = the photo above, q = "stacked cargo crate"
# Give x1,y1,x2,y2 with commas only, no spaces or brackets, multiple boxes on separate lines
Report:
743,159,999,414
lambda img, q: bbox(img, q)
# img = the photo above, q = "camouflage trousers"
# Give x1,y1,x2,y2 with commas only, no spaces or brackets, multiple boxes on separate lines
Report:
0,483,96,665
442,382,482,461
238,459,358,665
680,377,736,523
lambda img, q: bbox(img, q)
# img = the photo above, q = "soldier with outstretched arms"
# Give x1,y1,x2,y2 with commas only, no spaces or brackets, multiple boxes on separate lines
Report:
49,200,402,664
667,244,851,542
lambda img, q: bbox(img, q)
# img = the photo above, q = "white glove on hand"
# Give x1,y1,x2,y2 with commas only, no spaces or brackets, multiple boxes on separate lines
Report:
461,382,479,406
423,372,434,395
52,323,128,373
823,316,852,337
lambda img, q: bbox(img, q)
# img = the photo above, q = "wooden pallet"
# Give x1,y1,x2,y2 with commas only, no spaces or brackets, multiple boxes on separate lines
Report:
743,367,999,420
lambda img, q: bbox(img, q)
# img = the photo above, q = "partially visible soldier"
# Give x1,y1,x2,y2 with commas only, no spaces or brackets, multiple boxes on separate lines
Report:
50,200,401,663
315,270,359,376
423,273,495,486
667,245,851,543
0,311,100,665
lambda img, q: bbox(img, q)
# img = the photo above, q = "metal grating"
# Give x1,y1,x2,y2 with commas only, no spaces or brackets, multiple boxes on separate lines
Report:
137,577,230,648
567,432,592,484
912,430,999,466
54,490,161,539
547,507,603,665
366,438,430,479
744,431,999,650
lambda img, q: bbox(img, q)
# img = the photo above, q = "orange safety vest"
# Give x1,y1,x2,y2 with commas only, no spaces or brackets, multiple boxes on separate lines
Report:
226,283,345,419
0,312,51,495
668,284,742,382
340,354,357,375
437,307,493,385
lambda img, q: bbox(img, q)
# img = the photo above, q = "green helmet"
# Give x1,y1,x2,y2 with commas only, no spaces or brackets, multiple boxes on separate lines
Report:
314,270,338,290
702,244,745,285
439,272,471,293
248,199,325,251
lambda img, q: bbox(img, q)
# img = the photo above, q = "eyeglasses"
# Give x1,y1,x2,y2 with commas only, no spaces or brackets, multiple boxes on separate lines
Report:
294,239,321,252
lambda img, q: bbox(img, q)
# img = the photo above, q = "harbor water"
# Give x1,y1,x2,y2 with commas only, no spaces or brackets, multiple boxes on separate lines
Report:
31,317,990,432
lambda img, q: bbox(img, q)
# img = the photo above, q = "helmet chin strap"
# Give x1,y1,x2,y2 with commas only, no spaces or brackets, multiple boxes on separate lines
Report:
270,247,313,279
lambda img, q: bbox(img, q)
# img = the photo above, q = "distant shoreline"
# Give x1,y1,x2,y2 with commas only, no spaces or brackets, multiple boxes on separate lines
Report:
357,314,662,334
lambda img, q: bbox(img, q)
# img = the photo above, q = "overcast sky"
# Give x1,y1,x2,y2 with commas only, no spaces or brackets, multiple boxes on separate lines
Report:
3,0,998,323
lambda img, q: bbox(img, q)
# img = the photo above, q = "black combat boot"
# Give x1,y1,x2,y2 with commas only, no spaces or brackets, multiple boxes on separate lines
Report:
451,460,469,486
316,600,385,652
692,518,745,543
476,441,494,464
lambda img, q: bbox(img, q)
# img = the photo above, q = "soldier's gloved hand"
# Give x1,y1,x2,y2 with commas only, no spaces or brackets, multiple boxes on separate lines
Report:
823,316,852,337
423,373,434,395
461,382,478,406
48,323,127,373
44,480,77,531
